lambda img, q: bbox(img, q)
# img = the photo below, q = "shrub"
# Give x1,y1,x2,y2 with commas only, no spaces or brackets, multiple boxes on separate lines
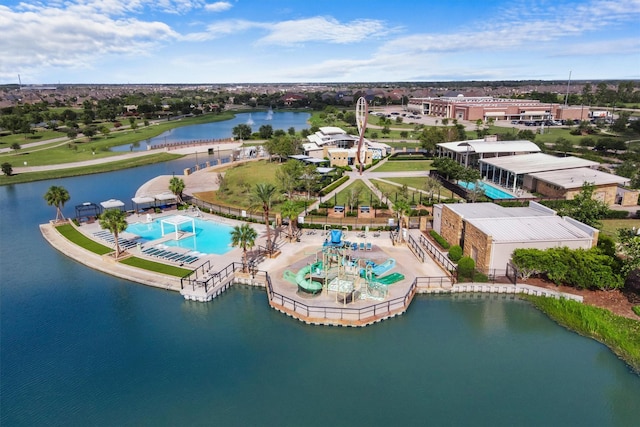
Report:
633,306,640,317
473,272,489,282
429,230,450,249
603,209,630,219
457,256,475,280
448,245,463,262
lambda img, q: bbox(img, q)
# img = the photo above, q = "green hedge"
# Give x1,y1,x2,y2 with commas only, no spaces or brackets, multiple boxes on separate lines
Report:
603,209,630,219
448,245,463,261
429,229,450,249
457,256,475,280
319,176,349,196
512,247,623,290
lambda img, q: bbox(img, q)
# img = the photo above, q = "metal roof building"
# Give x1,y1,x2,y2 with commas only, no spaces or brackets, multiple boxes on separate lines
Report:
479,153,599,193
432,201,598,274
437,137,541,168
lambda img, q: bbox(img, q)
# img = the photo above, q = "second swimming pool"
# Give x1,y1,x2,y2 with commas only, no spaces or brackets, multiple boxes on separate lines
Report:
126,216,234,255
458,181,515,199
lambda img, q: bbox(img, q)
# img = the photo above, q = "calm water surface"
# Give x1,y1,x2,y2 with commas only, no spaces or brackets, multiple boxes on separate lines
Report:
1,161,640,426
112,111,310,152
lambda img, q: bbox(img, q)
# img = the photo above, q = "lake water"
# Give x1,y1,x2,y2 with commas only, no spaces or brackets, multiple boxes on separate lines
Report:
112,111,311,152
1,161,640,426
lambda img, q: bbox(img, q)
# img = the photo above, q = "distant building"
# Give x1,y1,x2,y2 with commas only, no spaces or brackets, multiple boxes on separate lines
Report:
407,95,586,122
302,126,390,168
432,201,598,274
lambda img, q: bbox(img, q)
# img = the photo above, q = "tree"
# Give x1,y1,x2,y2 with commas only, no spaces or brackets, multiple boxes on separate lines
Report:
423,176,440,203
432,157,464,181
98,209,128,259
553,137,572,156
44,185,70,222
259,124,273,139
280,200,299,242
169,176,186,203
230,223,258,272
10,142,20,151
556,183,609,228
275,160,303,199
251,183,278,253
347,187,363,214
1,162,13,176
617,228,640,278
232,124,252,140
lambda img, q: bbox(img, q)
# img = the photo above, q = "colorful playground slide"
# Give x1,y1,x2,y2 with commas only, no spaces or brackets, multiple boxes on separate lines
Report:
283,262,323,294
371,258,396,276
373,272,405,285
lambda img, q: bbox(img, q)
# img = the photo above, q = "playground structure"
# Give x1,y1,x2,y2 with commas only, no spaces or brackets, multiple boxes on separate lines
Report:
282,228,405,304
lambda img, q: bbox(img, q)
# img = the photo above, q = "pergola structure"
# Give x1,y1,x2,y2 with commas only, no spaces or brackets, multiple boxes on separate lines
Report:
100,199,125,212
131,196,156,213
160,215,195,240
75,202,100,222
155,192,178,208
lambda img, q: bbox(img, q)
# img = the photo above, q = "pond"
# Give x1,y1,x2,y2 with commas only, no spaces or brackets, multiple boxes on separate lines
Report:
111,111,311,152
1,162,639,426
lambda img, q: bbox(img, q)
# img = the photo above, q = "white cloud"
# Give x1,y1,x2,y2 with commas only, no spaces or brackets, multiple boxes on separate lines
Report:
0,2,178,79
257,16,391,46
204,2,233,12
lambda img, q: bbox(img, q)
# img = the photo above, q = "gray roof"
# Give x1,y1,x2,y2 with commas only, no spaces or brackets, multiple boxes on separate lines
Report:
442,202,552,219
528,167,630,189
479,153,598,174
437,139,540,154
468,216,593,243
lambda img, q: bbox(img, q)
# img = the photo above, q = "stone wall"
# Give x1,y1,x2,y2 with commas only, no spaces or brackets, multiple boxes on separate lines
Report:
439,205,464,247
462,221,492,274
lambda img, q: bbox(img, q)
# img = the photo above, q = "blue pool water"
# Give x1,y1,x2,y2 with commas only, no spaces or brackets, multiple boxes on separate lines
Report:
126,216,234,255
459,181,515,199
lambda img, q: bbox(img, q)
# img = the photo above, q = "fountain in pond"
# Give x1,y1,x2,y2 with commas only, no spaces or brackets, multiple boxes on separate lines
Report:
246,114,254,126
266,108,273,120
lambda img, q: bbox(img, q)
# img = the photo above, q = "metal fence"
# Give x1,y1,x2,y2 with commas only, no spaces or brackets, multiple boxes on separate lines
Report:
407,234,425,262
418,234,456,272
265,272,418,325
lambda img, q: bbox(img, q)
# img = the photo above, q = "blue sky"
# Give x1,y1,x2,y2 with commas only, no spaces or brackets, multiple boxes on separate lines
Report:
1,0,639,84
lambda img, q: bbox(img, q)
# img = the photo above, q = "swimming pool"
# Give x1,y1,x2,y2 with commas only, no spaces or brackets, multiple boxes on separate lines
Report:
126,216,234,255
458,181,515,199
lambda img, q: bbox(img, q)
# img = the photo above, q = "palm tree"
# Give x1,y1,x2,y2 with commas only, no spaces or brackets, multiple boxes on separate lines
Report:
44,185,70,222
230,223,258,272
280,200,299,242
250,183,278,253
169,176,185,203
99,209,128,259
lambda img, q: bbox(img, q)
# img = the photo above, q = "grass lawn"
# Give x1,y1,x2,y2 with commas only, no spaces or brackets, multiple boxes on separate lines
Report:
56,223,113,255
1,152,182,185
380,177,457,200
55,223,192,277
372,159,433,172
600,218,640,240
333,179,381,208
0,112,235,167
195,160,296,212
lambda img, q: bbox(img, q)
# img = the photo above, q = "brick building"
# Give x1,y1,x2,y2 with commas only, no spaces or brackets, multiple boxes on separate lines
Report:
406,96,586,122
432,202,598,274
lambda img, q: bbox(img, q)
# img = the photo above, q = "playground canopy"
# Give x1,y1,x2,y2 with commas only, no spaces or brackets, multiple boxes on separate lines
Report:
160,215,195,240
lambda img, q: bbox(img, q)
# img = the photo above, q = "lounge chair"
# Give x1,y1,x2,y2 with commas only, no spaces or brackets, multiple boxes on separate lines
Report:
366,242,372,251
359,242,365,251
